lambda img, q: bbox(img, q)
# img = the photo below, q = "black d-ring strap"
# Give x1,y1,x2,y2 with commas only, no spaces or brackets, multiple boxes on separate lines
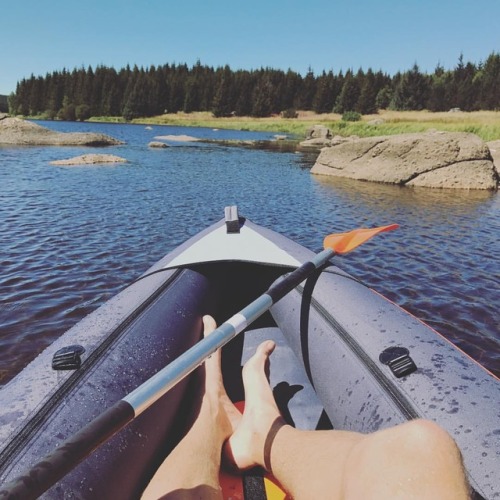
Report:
300,264,330,386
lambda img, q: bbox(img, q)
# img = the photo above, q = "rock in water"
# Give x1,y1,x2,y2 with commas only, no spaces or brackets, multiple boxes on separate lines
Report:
311,131,499,190
153,134,200,142
50,154,127,166
0,116,123,146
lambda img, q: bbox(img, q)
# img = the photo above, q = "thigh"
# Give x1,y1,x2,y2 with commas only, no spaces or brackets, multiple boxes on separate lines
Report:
342,420,469,500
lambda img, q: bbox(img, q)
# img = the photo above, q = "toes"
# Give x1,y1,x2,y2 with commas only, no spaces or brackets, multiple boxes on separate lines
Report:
256,340,276,357
243,340,276,376
203,315,217,337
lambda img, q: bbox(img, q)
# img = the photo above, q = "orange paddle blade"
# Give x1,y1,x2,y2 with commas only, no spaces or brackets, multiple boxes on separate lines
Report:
323,224,399,254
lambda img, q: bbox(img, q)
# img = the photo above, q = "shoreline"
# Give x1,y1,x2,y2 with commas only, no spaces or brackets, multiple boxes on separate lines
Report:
124,110,500,142
22,110,500,141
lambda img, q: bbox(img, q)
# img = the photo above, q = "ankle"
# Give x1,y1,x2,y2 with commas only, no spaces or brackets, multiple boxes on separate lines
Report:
261,418,288,472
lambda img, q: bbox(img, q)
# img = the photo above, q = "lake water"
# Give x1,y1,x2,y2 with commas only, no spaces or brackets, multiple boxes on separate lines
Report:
1,120,498,385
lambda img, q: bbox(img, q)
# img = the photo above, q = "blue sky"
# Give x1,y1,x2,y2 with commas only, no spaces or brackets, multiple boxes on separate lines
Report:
1,0,498,95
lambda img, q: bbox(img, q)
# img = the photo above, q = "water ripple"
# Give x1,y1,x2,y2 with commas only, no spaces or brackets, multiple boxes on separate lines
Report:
0,122,498,385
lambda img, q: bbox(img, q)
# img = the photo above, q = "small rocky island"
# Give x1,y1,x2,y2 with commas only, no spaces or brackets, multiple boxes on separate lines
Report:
50,154,128,166
308,128,499,190
0,114,122,146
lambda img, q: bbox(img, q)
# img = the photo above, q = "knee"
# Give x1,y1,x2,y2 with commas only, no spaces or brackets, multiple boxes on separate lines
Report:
401,419,462,461
346,420,470,498
404,419,454,444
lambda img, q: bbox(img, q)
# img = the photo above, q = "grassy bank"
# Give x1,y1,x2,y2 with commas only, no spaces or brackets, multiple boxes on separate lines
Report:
130,112,309,136
334,110,500,142
94,110,500,141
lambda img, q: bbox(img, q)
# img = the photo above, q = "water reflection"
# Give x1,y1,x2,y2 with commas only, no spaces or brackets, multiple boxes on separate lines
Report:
311,175,499,377
313,175,497,213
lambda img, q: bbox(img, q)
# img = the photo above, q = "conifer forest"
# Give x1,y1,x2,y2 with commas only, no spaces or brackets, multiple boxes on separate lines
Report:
7,53,500,121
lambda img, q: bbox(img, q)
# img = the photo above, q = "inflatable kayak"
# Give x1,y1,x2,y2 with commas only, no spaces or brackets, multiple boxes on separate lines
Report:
0,207,498,499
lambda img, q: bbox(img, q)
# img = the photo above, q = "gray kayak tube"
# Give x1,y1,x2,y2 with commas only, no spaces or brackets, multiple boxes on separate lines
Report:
263,226,499,499
0,267,219,499
0,209,498,499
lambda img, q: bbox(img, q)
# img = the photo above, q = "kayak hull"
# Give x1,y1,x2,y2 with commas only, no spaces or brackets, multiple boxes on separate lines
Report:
0,213,498,499
1,268,217,498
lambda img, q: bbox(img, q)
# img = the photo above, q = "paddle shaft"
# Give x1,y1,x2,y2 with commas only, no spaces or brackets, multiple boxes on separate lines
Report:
1,248,334,500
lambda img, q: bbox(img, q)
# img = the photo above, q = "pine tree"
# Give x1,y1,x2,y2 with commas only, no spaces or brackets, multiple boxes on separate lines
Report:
28,76,44,115
299,68,316,110
356,69,377,114
168,64,188,113
390,64,429,110
282,69,302,110
476,52,499,110
212,66,233,117
427,65,450,111
100,68,121,116
234,71,253,116
122,69,147,120
46,72,65,118
449,55,477,111
156,66,170,114
251,75,273,117
183,75,201,113
312,71,335,114
82,66,94,111
143,65,161,116
58,95,76,121
334,71,360,113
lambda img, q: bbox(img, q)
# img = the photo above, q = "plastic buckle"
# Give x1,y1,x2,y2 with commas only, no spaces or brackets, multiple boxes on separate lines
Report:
379,346,417,378
52,345,85,370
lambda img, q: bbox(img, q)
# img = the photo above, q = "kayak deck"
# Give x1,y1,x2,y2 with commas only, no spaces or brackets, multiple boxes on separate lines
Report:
0,210,498,499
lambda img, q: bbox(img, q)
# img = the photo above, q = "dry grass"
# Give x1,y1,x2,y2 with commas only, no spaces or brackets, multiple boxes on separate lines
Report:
369,110,500,125
124,110,500,141
357,111,500,141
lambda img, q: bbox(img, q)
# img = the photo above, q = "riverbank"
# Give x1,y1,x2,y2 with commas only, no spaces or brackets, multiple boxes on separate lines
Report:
86,110,500,142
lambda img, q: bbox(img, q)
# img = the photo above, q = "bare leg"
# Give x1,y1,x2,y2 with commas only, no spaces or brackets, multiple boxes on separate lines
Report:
227,340,470,500
142,316,240,500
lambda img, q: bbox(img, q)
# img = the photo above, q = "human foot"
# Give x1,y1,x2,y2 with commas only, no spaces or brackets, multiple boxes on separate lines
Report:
201,315,241,438
225,340,286,471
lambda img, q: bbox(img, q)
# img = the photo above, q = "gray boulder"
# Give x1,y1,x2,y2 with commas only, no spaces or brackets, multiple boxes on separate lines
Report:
311,131,498,190
487,140,500,170
0,116,123,146
299,125,334,149
148,141,169,148
154,134,200,142
306,125,332,139
50,154,127,166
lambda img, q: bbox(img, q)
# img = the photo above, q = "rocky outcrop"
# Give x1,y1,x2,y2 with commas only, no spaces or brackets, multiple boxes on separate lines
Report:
0,116,123,146
148,141,169,148
50,154,127,166
154,134,200,142
311,131,499,190
299,125,334,149
487,140,500,170
306,124,331,140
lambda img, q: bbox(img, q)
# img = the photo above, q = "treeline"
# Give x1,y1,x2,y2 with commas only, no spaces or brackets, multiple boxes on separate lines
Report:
8,53,500,120
0,95,8,113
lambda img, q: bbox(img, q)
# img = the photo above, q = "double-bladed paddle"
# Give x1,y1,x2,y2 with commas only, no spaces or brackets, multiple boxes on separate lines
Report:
0,223,398,499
